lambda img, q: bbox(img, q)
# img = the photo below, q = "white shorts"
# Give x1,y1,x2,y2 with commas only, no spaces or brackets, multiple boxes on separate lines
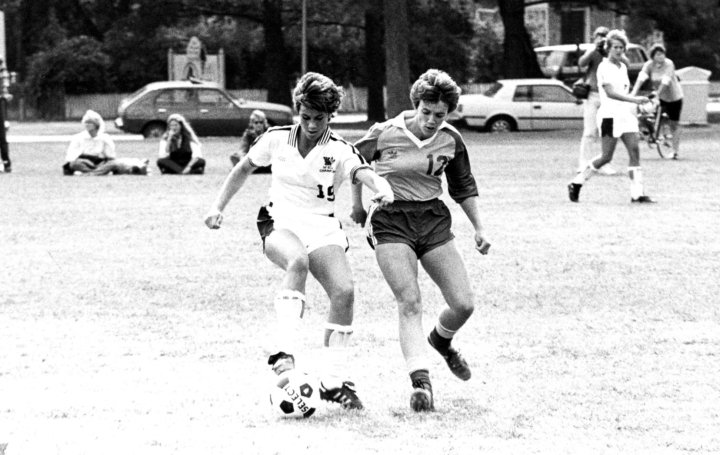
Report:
261,206,348,254
598,112,639,138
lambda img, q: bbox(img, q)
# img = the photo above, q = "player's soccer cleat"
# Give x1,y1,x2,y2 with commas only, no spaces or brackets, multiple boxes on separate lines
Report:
631,195,657,204
567,183,582,202
320,381,364,410
410,377,434,412
2,161,11,173
268,352,295,376
428,335,472,381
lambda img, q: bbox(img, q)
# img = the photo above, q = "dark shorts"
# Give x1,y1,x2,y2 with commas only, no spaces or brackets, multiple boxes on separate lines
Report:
367,199,454,259
660,99,683,122
256,205,275,246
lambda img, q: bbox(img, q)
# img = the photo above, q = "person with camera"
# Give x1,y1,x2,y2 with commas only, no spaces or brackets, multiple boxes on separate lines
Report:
577,26,624,176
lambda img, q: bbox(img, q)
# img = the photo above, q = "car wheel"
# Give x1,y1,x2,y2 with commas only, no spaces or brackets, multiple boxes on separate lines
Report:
487,117,515,133
143,122,166,139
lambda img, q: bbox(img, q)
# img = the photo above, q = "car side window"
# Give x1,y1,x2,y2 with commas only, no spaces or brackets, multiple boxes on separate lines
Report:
155,89,193,105
513,85,531,102
532,86,576,103
198,89,234,108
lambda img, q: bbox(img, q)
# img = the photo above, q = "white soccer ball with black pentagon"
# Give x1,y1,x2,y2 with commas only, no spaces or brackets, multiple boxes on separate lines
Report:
269,370,320,418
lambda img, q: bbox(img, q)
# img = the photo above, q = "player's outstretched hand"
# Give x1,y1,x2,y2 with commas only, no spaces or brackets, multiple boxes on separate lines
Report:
475,231,491,255
350,205,368,227
204,208,223,229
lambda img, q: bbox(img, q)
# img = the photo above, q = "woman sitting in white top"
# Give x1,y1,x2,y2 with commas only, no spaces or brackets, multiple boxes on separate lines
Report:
63,110,116,175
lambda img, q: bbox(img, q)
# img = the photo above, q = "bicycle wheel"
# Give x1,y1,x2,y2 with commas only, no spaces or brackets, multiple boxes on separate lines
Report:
654,114,674,159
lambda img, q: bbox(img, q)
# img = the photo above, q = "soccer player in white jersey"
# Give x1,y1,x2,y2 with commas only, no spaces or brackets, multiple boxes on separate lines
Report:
204,72,394,410
353,69,491,412
568,30,655,203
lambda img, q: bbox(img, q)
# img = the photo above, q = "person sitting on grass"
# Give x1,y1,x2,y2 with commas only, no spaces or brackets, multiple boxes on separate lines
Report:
156,114,206,175
63,110,116,176
229,109,270,172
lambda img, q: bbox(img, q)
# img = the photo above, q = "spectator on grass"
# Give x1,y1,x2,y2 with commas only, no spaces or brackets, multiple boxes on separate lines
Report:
63,110,117,175
577,26,623,175
630,43,684,160
568,30,654,204
353,69,492,412
157,114,206,175
229,109,270,172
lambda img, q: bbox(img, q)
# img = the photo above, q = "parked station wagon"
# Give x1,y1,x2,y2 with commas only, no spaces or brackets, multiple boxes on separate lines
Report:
114,81,294,138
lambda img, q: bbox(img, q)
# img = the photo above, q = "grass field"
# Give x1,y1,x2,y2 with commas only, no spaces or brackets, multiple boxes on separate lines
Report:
1,125,719,455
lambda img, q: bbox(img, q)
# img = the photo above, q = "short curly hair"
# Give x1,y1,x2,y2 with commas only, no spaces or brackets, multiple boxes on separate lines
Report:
409,69,462,114
604,29,629,53
649,43,667,59
292,72,344,115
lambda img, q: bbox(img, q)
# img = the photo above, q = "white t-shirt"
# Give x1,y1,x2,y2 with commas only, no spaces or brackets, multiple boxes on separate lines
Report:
64,131,116,162
597,58,634,120
247,125,370,217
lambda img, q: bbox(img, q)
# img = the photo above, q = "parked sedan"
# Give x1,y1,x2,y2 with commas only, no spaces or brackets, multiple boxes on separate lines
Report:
448,79,584,132
115,80,294,138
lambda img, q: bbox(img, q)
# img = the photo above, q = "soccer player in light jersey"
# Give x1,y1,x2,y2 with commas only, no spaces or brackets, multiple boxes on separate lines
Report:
204,72,394,411
568,30,655,203
353,69,491,412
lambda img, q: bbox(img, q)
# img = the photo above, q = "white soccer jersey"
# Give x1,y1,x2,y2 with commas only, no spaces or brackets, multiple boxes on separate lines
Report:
247,125,370,216
597,58,634,120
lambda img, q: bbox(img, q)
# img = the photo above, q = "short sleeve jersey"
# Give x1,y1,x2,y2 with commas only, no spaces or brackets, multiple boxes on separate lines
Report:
597,58,633,119
247,125,370,216
354,113,478,203
640,59,684,102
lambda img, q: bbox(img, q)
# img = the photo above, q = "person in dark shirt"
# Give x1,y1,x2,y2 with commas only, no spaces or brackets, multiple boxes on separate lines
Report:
156,114,205,175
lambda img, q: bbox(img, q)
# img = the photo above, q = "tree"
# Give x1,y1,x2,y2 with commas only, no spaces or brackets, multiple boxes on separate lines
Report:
364,0,385,121
497,0,544,78
384,0,411,117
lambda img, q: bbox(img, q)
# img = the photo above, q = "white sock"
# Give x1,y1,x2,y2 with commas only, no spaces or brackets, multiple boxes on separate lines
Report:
628,166,644,199
321,323,353,389
572,160,598,184
406,356,431,375
273,290,305,356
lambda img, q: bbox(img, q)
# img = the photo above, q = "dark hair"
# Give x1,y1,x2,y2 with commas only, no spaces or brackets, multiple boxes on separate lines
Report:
409,69,461,114
649,43,667,58
292,72,344,115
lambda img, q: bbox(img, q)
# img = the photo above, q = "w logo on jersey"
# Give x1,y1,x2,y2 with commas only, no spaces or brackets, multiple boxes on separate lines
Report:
320,156,335,173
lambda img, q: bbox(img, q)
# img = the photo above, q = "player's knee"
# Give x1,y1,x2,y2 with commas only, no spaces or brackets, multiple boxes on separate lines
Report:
285,252,310,275
398,295,423,318
329,284,354,309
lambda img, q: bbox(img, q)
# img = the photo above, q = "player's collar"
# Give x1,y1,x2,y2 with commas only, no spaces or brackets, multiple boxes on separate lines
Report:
390,111,451,134
288,124,332,148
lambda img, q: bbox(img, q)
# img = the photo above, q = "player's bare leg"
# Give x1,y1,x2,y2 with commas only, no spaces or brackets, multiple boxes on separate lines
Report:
420,240,474,381
309,245,363,410
375,243,434,412
264,229,310,374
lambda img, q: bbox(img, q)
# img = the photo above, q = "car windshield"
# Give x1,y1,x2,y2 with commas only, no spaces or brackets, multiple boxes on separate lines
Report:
483,82,503,98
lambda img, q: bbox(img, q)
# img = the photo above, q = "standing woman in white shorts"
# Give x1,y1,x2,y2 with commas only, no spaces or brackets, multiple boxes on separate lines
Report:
204,72,394,410
568,30,654,204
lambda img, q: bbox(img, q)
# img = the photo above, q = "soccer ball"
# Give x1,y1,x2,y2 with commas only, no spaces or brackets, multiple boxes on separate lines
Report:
269,370,320,418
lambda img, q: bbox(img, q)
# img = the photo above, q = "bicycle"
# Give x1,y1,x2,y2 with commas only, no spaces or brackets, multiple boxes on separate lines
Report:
637,98,674,159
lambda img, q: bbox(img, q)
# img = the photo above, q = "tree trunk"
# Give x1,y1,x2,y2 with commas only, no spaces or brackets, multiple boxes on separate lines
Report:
383,0,412,118
498,0,544,79
262,0,292,107
365,0,385,122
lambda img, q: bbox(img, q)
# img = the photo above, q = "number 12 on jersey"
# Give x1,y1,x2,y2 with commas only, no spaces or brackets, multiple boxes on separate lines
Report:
427,154,449,176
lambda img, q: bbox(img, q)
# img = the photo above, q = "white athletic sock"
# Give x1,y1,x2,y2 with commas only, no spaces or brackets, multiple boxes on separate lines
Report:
321,323,353,389
406,356,431,375
273,290,305,356
628,166,644,199
572,160,598,184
